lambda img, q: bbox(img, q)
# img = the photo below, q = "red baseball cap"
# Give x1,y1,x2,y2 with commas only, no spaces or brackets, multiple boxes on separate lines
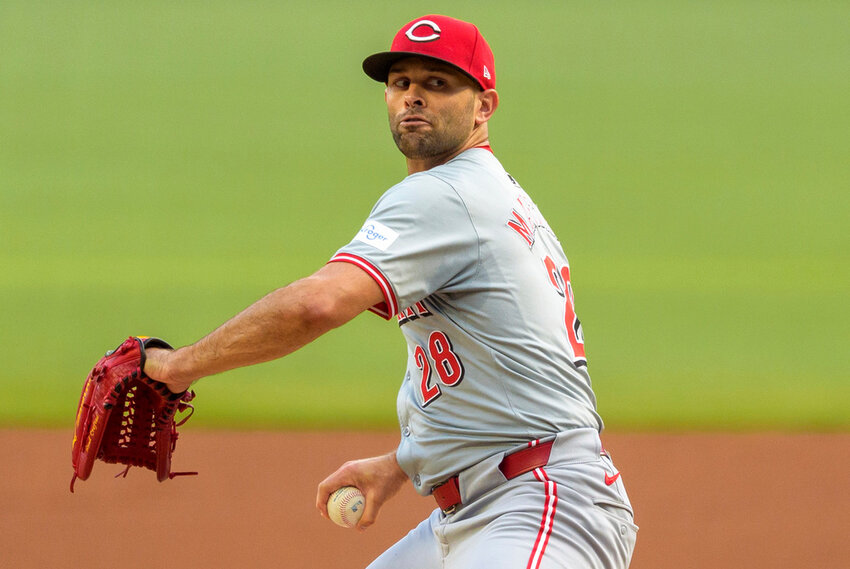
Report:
363,15,496,91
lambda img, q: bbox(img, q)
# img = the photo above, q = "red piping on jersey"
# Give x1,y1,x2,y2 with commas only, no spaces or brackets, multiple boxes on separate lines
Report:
475,144,493,153
328,253,398,319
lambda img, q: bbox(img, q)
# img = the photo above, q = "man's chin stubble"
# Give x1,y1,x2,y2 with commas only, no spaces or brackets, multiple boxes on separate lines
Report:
393,132,455,160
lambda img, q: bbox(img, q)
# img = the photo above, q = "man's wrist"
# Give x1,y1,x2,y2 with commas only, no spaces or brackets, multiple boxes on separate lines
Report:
144,347,192,391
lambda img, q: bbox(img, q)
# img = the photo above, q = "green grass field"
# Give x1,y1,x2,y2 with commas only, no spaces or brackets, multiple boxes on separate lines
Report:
1,1,848,430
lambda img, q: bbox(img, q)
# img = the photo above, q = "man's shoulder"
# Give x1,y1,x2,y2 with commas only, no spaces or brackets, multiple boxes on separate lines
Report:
374,149,507,213
381,169,456,202
371,167,465,216
418,148,506,194
432,147,502,178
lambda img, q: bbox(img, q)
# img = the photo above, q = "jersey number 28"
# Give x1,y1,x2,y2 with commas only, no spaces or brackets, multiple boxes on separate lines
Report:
415,331,464,407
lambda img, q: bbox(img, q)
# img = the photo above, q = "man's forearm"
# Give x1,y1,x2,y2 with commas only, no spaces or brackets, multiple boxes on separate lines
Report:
165,283,333,382
144,262,383,389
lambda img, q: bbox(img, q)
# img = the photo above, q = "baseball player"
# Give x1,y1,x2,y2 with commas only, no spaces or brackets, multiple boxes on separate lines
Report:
144,14,636,569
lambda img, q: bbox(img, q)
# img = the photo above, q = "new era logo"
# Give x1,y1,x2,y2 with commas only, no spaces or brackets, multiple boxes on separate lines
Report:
483,65,491,80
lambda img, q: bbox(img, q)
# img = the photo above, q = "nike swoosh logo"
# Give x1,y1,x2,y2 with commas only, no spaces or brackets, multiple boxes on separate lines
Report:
605,472,621,486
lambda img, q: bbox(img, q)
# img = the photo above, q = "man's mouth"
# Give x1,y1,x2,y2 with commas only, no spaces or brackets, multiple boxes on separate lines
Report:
399,115,431,128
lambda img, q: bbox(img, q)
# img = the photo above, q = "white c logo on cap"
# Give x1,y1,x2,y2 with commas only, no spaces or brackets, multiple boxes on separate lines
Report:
405,20,442,42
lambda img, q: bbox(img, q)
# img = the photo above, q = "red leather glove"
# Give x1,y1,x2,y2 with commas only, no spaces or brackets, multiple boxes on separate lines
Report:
71,337,196,492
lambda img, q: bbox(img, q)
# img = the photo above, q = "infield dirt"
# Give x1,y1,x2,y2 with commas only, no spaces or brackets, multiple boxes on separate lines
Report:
2,430,847,568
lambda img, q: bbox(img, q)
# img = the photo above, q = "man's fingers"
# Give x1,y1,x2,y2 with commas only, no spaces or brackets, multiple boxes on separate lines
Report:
316,478,336,518
355,494,382,531
316,497,329,519
315,466,355,517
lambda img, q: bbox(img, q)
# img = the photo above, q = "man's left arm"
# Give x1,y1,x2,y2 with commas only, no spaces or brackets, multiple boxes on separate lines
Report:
143,261,385,393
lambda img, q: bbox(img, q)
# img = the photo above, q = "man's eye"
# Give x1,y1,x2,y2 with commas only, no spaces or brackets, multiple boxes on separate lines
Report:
428,78,446,87
392,78,410,88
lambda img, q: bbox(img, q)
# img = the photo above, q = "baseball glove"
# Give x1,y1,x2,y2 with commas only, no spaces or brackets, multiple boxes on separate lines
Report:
70,336,196,492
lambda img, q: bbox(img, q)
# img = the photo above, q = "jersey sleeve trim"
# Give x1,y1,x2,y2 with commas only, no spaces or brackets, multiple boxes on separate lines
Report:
328,252,398,320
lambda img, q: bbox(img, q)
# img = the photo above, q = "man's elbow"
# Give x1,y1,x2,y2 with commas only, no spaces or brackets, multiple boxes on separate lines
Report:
284,281,364,333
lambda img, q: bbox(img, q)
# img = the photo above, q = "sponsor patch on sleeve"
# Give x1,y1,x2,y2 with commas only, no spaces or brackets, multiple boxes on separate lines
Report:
354,220,399,251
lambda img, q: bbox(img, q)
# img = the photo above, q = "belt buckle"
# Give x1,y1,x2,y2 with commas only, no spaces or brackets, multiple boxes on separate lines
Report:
433,476,462,515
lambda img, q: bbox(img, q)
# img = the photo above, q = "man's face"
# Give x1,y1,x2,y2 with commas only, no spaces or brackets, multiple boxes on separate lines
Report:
385,57,480,161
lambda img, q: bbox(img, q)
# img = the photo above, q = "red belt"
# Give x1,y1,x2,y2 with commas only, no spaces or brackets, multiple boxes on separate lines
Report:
432,440,554,515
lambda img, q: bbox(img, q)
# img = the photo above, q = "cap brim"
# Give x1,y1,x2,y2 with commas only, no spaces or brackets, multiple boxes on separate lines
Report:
363,52,412,83
362,51,482,88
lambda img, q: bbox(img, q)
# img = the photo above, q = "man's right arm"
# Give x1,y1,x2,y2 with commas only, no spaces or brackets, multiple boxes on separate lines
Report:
143,261,386,393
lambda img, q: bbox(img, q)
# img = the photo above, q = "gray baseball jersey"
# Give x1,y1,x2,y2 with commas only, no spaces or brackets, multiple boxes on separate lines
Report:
330,147,636,569
331,147,602,492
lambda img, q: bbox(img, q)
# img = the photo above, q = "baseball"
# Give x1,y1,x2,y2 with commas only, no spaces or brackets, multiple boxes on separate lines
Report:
327,486,365,528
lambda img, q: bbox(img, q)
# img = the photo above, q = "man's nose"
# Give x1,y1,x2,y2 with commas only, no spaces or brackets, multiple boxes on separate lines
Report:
404,86,425,108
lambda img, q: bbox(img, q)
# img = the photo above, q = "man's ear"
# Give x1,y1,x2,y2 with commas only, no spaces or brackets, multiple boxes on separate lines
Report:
475,89,499,126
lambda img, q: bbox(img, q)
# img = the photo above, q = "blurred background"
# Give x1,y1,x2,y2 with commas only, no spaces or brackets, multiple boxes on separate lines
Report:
1,0,848,431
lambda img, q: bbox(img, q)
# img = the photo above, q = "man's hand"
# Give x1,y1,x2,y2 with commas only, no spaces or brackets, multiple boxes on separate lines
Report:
316,452,409,531
143,347,193,394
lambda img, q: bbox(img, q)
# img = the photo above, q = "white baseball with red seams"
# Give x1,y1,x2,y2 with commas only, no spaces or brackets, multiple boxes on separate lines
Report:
327,486,365,528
